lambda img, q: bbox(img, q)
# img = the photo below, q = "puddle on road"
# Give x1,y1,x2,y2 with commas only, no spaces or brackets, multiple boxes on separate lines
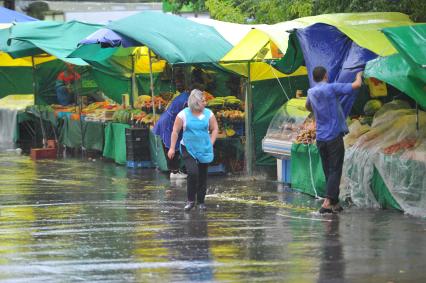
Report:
0,151,425,282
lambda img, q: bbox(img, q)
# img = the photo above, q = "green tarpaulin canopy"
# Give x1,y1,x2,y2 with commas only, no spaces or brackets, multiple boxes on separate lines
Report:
107,11,233,64
5,20,102,65
365,24,426,109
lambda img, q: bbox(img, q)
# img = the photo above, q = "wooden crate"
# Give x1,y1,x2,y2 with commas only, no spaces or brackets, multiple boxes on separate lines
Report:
31,148,57,160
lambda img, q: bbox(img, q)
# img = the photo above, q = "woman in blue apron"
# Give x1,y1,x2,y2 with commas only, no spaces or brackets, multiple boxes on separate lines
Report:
168,89,219,211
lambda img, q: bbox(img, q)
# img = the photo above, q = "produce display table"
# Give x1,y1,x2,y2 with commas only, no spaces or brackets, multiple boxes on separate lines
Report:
58,117,105,151
290,143,326,198
102,122,130,164
149,131,244,173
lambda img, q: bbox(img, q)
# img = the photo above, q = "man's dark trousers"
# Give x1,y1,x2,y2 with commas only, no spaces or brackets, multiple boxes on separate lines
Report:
317,134,345,204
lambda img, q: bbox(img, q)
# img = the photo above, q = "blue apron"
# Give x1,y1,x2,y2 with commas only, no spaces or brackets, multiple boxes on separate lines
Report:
181,108,214,163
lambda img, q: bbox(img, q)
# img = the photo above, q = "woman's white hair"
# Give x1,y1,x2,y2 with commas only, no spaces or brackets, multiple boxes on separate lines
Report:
188,89,204,112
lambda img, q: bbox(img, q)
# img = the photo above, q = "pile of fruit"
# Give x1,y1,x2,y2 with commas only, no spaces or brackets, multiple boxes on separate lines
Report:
134,95,168,112
81,101,118,114
215,110,245,122
383,138,417,155
295,120,316,144
207,96,243,110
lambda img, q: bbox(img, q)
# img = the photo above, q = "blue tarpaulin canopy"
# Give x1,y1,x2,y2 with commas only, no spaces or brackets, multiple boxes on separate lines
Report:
78,28,138,48
0,7,36,23
295,23,377,116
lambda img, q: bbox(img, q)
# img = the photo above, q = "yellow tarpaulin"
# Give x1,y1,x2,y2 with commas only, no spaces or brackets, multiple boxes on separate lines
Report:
296,12,414,56
0,94,34,110
111,47,166,75
221,12,414,81
0,52,56,67
222,61,307,81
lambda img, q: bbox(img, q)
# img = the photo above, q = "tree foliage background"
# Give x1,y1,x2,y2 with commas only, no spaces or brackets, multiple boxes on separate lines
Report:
169,0,425,23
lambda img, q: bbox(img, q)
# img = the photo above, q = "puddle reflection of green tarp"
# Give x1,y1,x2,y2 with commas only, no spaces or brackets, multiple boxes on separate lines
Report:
103,122,130,164
59,118,104,151
290,143,326,197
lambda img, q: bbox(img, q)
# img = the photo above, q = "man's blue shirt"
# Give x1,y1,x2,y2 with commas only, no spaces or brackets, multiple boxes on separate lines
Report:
307,82,353,142
153,91,189,149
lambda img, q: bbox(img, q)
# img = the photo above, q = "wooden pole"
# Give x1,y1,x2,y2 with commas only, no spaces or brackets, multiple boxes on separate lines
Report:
245,61,254,176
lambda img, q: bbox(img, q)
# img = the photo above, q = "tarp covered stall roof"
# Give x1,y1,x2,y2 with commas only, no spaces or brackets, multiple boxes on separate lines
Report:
295,23,378,116
0,7,36,23
106,11,233,64
294,12,414,57
189,17,262,46
0,7,56,100
382,24,426,68
78,28,139,48
220,28,307,81
70,44,166,75
6,20,103,65
365,24,426,109
222,12,414,82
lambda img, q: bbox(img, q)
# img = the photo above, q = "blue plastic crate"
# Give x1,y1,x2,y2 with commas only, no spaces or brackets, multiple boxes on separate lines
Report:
127,160,153,168
208,163,226,174
233,122,245,136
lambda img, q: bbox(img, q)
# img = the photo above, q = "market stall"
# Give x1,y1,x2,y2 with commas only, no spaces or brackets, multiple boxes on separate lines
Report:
344,24,426,216
262,97,326,196
260,13,416,199
72,11,250,172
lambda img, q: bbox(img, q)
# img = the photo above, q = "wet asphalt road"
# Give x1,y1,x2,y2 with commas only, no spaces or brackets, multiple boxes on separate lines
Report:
0,151,426,282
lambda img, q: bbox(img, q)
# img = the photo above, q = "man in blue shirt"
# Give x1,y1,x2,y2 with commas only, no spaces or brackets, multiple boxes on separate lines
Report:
153,80,189,179
306,66,363,213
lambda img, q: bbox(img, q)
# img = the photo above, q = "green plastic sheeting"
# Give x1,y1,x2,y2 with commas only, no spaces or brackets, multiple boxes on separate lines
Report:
365,24,426,109
6,20,102,65
107,11,233,64
290,143,326,198
149,131,168,172
0,66,33,98
91,69,130,104
59,118,105,151
383,24,426,68
371,166,402,211
271,33,305,75
252,75,309,166
103,122,130,164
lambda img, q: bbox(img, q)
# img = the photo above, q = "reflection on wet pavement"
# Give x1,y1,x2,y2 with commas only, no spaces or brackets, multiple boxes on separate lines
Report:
0,152,426,282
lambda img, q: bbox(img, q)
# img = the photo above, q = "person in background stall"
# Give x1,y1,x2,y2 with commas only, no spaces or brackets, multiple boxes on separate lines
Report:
306,66,363,214
55,63,81,106
168,89,219,211
153,79,190,179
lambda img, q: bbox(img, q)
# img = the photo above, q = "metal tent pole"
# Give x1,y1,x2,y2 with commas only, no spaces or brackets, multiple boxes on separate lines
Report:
416,103,419,132
32,56,47,148
147,48,158,160
130,53,137,109
245,61,254,176
148,49,156,119
74,66,85,155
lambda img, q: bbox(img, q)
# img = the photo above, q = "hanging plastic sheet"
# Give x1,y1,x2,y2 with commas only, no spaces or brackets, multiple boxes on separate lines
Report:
365,24,426,109
343,107,426,216
295,23,377,116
